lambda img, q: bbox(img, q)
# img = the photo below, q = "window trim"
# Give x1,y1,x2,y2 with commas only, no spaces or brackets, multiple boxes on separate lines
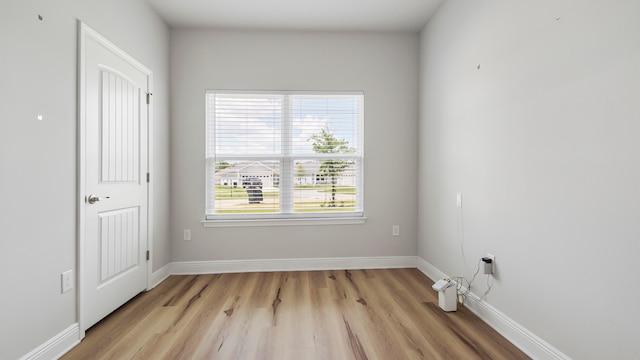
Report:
205,89,365,222
201,215,367,228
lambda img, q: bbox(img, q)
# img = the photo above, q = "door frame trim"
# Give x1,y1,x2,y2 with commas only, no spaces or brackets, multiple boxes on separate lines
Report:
76,21,154,338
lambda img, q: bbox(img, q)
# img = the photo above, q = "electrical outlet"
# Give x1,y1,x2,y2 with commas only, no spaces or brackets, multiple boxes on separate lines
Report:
456,193,462,207
392,225,400,236
482,254,495,275
61,270,73,293
184,229,191,241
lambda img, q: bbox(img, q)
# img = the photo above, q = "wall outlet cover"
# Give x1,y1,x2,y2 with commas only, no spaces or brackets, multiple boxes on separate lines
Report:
61,270,73,293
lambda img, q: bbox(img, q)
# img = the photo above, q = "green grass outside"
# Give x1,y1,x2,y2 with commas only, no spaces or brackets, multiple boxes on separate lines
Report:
316,187,355,195
294,185,355,194
215,185,355,199
215,209,279,214
214,185,356,214
215,207,356,214
214,186,278,199
214,199,356,214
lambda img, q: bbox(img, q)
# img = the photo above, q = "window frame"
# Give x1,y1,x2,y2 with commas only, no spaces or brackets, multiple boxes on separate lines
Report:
203,90,366,226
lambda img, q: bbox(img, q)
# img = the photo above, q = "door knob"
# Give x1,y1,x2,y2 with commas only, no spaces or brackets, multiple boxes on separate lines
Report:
87,194,110,204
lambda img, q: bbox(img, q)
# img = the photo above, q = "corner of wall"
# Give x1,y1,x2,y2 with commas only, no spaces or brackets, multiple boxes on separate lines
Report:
416,257,570,360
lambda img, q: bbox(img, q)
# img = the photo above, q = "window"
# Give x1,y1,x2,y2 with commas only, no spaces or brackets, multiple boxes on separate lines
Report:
205,90,364,221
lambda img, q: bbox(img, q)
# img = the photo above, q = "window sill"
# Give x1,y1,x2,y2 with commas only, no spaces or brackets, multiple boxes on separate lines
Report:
201,216,367,228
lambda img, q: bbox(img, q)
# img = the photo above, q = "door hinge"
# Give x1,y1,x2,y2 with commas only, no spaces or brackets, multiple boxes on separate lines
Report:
146,92,152,105
146,172,150,183
146,250,150,261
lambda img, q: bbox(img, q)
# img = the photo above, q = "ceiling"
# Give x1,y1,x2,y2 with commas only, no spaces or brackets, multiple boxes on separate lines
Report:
145,0,445,32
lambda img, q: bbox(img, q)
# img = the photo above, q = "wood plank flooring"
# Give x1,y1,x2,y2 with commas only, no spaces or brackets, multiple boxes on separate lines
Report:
61,269,530,360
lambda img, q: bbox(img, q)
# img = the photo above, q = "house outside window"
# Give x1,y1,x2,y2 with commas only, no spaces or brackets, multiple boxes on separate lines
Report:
205,90,364,221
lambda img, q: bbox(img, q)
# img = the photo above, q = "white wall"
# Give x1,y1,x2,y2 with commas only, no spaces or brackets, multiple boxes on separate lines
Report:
0,1,170,358
418,0,640,358
170,30,419,262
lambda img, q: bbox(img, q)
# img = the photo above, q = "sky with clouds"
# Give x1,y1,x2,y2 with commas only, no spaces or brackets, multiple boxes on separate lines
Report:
208,93,362,157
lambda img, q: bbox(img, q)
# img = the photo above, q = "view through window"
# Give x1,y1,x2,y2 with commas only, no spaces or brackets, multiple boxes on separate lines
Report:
205,91,364,219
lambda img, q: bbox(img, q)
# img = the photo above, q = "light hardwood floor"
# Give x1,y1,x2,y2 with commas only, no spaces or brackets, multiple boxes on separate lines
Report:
61,269,530,359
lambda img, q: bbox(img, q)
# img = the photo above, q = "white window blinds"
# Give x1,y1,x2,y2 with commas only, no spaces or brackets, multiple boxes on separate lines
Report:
205,90,364,219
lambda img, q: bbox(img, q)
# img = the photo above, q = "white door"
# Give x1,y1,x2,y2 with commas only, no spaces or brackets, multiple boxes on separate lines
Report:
79,23,151,331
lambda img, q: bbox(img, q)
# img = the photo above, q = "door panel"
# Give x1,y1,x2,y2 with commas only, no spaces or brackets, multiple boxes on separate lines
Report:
100,69,140,184
98,207,139,285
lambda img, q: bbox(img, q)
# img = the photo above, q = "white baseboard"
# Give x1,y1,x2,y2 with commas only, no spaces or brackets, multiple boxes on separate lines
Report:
171,256,417,275
416,257,570,360
19,323,80,360
150,263,172,289
415,256,448,281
